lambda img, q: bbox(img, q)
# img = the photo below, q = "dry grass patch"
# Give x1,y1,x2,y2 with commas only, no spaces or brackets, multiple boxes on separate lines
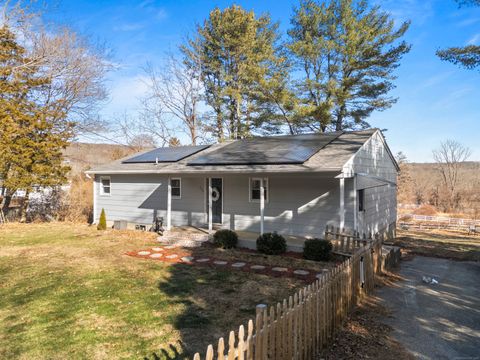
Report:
0,222,306,359
394,229,480,261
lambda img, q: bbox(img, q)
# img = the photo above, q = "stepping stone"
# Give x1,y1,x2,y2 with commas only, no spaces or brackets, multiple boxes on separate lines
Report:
152,247,163,252
138,251,151,256
164,245,177,249
213,260,228,266
165,254,178,259
231,262,246,268
196,258,210,263
272,267,288,272
250,265,266,270
150,253,163,259
181,256,194,262
293,269,310,276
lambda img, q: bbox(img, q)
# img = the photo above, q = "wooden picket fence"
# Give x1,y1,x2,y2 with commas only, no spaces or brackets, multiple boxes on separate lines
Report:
192,236,383,360
324,225,370,254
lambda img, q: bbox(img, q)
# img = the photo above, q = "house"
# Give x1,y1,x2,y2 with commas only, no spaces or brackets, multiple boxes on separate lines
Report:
86,129,398,250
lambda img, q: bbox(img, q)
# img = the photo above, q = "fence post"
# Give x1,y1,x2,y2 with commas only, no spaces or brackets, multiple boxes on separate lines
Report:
255,306,265,360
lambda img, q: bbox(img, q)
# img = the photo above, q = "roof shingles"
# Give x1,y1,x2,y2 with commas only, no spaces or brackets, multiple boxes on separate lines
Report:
86,129,377,175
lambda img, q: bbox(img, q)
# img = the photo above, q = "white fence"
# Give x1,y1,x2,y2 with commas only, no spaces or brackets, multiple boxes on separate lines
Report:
399,214,480,226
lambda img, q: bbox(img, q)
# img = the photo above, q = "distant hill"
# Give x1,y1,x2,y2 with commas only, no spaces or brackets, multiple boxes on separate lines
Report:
63,143,143,178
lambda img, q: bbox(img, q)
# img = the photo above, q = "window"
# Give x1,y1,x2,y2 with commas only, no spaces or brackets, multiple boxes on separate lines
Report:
170,178,181,199
250,178,268,202
100,177,111,195
358,189,365,212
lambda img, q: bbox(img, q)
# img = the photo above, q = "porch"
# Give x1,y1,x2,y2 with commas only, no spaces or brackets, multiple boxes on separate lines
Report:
159,225,308,252
159,172,349,241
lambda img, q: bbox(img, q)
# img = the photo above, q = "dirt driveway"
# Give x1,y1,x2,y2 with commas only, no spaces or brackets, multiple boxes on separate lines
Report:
377,256,480,360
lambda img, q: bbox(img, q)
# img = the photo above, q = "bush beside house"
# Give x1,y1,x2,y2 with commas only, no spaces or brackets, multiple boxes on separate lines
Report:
303,239,333,261
212,229,238,249
256,232,287,255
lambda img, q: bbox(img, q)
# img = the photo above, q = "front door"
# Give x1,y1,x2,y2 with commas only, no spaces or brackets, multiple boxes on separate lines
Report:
206,178,223,224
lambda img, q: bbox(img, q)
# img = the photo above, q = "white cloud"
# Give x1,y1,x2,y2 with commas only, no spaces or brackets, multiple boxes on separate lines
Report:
113,23,145,32
377,0,434,26
418,71,455,89
456,17,480,27
156,9,168,21
102,74,149,116
467,33,480,45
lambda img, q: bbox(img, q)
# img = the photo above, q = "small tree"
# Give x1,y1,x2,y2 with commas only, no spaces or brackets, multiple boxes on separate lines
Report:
433,140,471,211
97,208,107,230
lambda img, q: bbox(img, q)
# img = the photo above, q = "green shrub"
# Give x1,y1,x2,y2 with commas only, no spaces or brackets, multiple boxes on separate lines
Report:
256,232,287,255
303,238,332,261
212,229,238,249
97,208,107,230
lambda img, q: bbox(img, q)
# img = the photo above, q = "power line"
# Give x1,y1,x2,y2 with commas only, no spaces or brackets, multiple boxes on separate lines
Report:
75,124,135,149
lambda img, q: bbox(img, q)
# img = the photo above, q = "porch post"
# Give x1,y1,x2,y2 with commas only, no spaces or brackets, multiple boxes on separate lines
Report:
353,174,357,232
208,177,212,233
260,178,265,235
167,177,172,231
339,177,345,229
93,176,97,224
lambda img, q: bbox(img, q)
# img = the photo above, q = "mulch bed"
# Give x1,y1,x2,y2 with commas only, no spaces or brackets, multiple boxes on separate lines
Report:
126,245,334,283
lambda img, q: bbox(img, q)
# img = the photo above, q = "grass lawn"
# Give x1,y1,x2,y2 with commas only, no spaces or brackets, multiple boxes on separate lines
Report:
393,228,480,261
0,223,306,359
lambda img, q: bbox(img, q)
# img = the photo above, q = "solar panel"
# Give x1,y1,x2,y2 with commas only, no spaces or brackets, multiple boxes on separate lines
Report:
122,145,210,163
187,133,342,166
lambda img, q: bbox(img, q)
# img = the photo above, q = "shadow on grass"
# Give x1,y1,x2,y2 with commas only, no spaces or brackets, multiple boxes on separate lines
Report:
144,341,187,360
147,253,240,360
145,245,306,359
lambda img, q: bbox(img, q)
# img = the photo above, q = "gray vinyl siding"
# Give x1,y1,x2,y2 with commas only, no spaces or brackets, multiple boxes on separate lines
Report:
222,175,341,238
348,131,398,236
95,174,205,227
94,173,343,239
93,131,397,241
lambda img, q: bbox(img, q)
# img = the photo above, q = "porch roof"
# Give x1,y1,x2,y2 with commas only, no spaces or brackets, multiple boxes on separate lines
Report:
86,129,376,175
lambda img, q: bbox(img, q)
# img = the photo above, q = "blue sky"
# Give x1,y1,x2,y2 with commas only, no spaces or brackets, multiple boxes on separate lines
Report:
44,0,479,162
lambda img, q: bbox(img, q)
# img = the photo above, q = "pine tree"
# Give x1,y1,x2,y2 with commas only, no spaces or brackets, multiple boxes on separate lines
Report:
0,25,73,220
182,5,283,140
288,0,411,131
436,1,480,70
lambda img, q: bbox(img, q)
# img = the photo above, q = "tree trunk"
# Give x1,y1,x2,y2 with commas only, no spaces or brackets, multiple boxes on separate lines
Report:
335,110,344,131
1,190,13,217
190,115,197,145
229,99,236,139
215,107,223,142
20,189,30,223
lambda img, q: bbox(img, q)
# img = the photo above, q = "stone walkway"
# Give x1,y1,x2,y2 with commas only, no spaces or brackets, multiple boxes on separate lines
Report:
126,245,330,283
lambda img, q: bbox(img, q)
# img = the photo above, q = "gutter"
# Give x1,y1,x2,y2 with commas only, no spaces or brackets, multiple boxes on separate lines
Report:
84,167,343,176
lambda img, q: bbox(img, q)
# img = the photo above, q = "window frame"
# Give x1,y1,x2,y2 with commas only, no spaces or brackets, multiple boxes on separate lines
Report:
358,189,365,212
170,177,182,199
249,177,269,203
100,176,111,196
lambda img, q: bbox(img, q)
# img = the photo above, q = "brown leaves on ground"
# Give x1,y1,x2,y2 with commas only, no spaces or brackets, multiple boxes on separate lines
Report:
394,229,480,261
319,274,413,360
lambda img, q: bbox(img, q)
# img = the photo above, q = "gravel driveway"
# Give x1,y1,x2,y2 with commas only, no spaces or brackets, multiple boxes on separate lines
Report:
377,256,480,360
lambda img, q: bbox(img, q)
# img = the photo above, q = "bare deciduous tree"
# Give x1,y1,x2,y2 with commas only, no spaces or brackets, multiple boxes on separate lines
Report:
3,2,112,134
433,140,472,211
143,54,204,145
